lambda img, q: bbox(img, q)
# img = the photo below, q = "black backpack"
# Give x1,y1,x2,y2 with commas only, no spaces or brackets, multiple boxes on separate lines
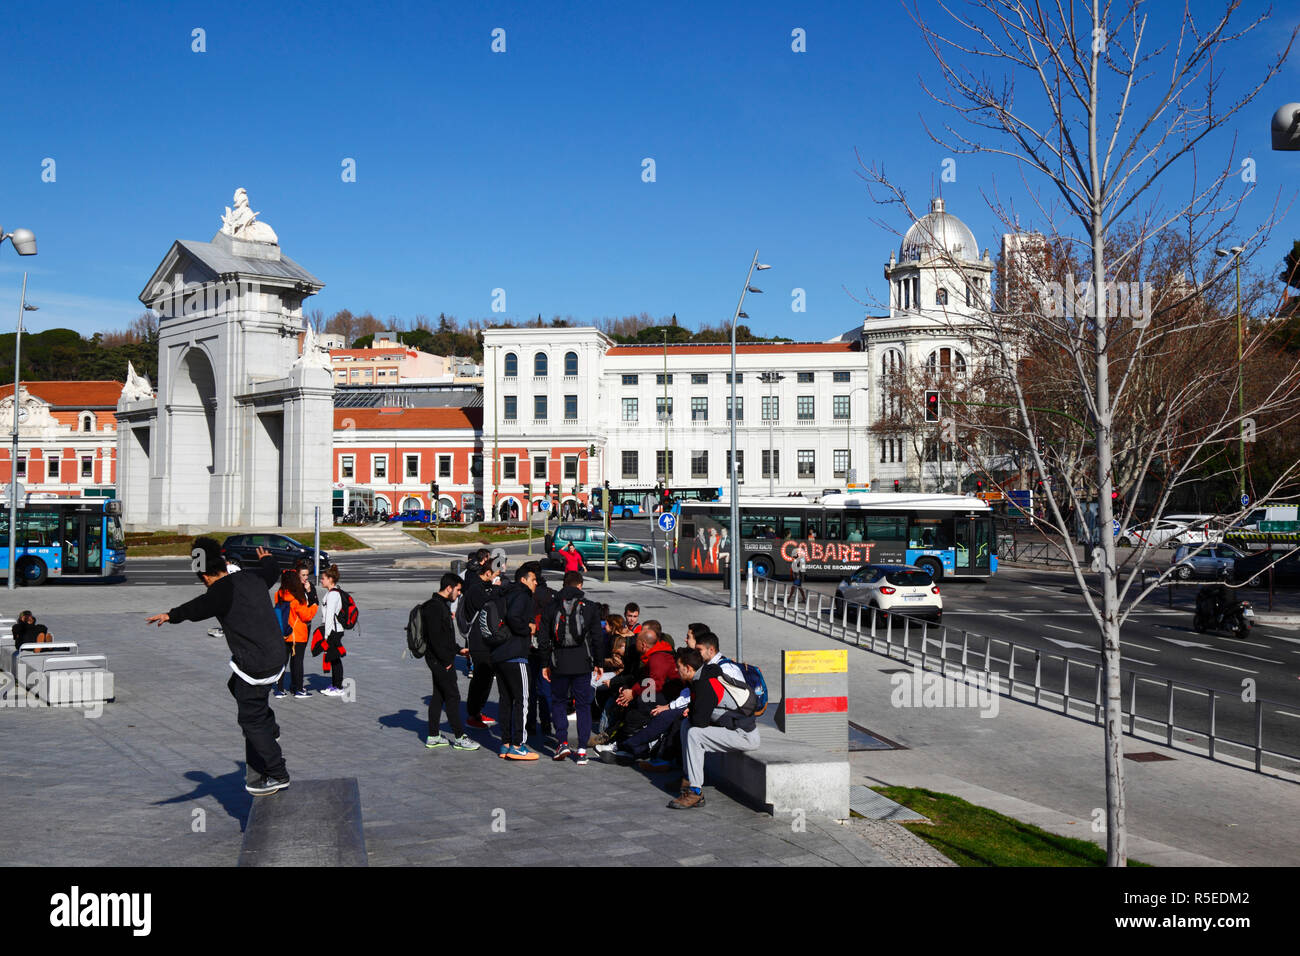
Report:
405,601,428,659
476,594,510,649
552,596,588,649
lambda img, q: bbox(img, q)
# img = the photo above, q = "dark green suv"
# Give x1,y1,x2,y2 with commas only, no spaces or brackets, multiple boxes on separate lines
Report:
544,525,651,572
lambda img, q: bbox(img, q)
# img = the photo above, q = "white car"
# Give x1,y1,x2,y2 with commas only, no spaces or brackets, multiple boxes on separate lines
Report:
1119,515,1219,548
836,564,942,621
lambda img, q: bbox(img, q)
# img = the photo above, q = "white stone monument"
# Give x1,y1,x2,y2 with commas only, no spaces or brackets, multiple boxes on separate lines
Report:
116,189,333,529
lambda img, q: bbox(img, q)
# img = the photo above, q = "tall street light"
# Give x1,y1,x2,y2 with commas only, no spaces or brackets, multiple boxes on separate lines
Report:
1,223,38,591
1215,245,1245,503
758,371,784,496
730,250,769,661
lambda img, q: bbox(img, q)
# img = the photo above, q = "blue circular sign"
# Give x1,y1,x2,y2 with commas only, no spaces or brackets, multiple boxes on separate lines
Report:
657,512,677,533
1240,493,1250,508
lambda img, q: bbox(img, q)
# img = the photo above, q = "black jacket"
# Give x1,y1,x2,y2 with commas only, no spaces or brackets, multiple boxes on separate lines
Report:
461,573,498,656
420,592,459,667
489,582,536,664
690,659,757,732
538,585,602,675
168,556,288,681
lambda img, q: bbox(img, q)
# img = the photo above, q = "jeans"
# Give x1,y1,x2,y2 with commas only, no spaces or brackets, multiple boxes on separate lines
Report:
549,672,594,748
227,673,287,785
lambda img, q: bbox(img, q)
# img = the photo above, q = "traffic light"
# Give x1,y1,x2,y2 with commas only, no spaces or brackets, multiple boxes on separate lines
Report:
924,390,940,423
432,483,439,500
1035,478,1044,493
893,479,901,492
545,481,551,497
975,479,984,492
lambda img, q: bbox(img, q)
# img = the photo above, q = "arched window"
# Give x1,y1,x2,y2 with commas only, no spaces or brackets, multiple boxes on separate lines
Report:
927,347,966,375
504,352,518,378
936,288,948,306
880,348,903,377
80,412,95,433
534,352,548,377
564,351,578,376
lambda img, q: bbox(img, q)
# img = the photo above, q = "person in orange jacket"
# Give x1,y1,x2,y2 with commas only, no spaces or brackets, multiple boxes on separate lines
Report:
274,566,319,699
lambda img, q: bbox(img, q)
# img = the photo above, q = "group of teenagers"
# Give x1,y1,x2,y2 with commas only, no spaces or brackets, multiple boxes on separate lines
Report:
417,549,761,809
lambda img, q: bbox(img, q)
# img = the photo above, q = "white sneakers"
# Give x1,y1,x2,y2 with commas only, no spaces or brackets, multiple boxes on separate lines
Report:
320,686,345,697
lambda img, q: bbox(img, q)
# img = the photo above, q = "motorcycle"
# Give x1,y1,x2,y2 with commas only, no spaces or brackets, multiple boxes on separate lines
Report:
1192,583,1254,639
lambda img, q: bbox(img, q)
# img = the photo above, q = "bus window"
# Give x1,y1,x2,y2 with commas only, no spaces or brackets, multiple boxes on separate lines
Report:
844,515,866,542
741,514,779,539
781,512,805,539
20,512,58,548
866,516,906,541
823,513,842,539
908,519,950,549
803,513,821,538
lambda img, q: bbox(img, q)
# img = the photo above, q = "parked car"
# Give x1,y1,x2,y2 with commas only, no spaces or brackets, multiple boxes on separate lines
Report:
1231,548,1300,587
836,563,942,622
1118,515,1217,548
543,524,651,572
1170,542,1246,581
222,533,330,571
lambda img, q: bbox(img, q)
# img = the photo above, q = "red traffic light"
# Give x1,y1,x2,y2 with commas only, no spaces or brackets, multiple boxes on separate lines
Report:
924,390,940,423
893,479,901,492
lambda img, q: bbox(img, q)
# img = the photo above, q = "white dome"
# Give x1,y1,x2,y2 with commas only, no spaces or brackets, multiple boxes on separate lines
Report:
900,198,979,263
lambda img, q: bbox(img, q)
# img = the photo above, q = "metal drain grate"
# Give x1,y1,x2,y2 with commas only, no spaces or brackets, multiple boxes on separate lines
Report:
848,721,906,751
848,785,927,821
1125,751,1175,762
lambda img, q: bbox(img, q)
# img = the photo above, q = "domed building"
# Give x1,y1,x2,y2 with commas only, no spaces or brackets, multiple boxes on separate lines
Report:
832,197,995,493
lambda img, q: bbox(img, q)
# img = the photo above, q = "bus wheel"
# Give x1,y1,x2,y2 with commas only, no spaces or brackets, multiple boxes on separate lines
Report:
18,558,47,586
916,558,943,582
750,557,774,578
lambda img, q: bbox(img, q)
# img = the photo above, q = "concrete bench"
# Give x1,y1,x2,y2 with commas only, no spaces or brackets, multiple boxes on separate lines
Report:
239,778,367,866
702,717,850,820
1,639,80,675
4,643,114,707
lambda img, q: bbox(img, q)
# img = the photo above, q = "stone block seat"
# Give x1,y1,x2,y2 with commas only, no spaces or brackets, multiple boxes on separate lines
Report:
0,637,115,706
701,710,850,819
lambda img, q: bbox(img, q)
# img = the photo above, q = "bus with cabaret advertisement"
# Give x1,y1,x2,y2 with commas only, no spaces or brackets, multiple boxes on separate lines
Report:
674,492,997,582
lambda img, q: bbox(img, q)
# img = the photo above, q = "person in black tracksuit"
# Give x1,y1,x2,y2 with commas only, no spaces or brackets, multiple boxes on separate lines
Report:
492,566,539,757
538,571,603,760
462,563,501,727
421,572,479,749
146,538,290,796
525,565,554,740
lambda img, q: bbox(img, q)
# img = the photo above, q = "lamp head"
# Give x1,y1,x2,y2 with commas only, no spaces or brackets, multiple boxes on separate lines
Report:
755,263,771,271
2,228,37,256
1271,103,1300,151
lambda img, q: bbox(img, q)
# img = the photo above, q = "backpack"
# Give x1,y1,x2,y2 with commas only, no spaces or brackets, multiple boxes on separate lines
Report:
454,597,472,639
405,601,428,659
273,598,294,637
552,596,588,650
333,587,359,630
738,662,769,717
476,594,510,650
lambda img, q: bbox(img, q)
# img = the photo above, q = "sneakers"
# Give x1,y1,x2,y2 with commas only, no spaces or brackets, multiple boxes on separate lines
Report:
207,627,225,639
294,690,312,699
273,689,288,699
425,734,449,749
467,714,497,729
246,776,291,796
553,742,572,761
320,686,344,697
575,749,589,766
451,735,481,751
667,789,705,810
503,745,539,761
499,743,513,759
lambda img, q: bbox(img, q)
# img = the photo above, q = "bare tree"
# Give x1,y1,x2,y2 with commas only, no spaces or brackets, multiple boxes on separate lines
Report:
862,1,1298,864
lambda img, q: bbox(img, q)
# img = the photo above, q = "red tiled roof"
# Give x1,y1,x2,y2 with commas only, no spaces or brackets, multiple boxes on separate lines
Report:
329,347,414,359
605,342,854,356
333,407,482,430
0,381,123,408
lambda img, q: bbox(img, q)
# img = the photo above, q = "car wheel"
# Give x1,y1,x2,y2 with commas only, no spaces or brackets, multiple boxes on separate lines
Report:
619,553,641,572
750,557,774,578
17,557,47,586
1117,536,1131,548
1175,564,1193,581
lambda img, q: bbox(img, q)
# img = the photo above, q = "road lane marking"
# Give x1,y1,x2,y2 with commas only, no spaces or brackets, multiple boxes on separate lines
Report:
1120,641,1162,653
1044,624,1082,634
1122,657,1159,667
1191,657,1258,674
1275,711,1300,720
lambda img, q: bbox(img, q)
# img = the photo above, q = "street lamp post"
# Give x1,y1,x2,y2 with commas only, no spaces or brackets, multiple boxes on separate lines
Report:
759,371,784,496
1215,245,1246,501
846,386,872,488
729,251,770,661
1,223,37,592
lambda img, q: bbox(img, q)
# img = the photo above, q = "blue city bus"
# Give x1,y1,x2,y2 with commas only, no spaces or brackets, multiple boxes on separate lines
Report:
675,492,997,582
604,486,722,519
0,498,126,585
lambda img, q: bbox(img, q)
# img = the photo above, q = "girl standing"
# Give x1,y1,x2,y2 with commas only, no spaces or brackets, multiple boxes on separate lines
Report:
274,567,318,698
318,565,347,697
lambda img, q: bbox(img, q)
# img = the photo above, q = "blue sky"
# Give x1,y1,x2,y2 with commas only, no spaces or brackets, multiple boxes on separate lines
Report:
1,0,1297,341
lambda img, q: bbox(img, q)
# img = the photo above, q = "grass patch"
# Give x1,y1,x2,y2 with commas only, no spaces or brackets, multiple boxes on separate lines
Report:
405,527,537,546
874,787,1151,867
123,530,368,557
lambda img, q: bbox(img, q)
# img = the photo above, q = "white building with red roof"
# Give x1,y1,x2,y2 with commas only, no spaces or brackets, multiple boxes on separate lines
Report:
0,381,122,499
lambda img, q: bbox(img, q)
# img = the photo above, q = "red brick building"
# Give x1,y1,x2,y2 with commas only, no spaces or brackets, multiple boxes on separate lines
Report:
0,381,121,499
